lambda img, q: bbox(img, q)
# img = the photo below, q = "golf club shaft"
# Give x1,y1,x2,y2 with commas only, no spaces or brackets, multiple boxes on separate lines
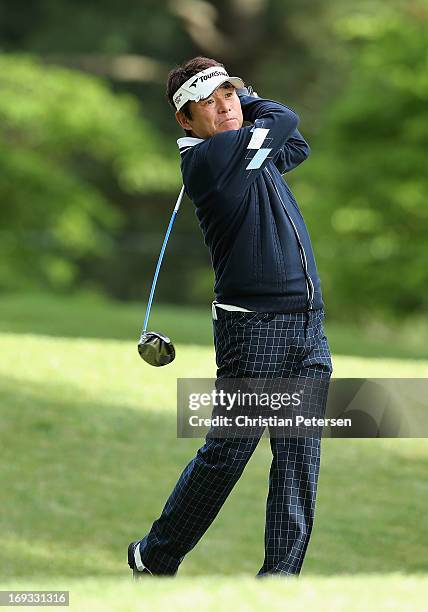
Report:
142,185,185,333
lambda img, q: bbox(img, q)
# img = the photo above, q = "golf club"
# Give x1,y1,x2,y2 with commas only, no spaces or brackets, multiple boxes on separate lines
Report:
137,185,185,366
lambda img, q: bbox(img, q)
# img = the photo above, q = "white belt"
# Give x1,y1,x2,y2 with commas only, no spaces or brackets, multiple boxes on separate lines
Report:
211,301,253,320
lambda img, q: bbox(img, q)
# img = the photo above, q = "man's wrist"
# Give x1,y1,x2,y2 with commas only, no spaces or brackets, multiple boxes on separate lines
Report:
235,86,249,97
236,85,258,98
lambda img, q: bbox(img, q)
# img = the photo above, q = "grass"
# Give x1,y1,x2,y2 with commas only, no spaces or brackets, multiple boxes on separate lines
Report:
2,575,428,611
1,291,428,360
0,292,427,609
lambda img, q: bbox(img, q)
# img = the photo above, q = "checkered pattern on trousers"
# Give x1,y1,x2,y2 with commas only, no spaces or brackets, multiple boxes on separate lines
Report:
137,307,333,576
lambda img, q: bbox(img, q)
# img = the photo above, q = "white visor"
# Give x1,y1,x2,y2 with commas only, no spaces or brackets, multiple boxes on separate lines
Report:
173,67,244,111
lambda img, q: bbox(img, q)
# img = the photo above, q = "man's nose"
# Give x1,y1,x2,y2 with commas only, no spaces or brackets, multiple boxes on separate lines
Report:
217,98,231,112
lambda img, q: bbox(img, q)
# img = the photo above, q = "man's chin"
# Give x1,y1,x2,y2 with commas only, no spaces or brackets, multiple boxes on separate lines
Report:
216,119,240,133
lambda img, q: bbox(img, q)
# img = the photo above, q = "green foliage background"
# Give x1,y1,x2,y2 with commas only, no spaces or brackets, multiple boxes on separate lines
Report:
302,1,428,318
0,0,426,317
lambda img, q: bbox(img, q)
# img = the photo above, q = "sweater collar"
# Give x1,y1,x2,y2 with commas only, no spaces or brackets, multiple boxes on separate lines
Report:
177,136,205,154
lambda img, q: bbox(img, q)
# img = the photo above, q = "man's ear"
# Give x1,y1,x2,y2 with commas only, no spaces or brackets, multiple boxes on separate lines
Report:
175,110,192,132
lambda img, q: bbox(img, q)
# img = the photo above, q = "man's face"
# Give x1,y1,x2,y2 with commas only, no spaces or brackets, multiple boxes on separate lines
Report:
176,83,244,139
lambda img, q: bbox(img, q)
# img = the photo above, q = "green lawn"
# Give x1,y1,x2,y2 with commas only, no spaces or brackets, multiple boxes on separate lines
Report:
1,291,428,360
0,293,427,610
3,575,428,611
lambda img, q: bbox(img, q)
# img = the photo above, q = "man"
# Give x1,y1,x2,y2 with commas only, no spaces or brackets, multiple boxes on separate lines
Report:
128,56,333,578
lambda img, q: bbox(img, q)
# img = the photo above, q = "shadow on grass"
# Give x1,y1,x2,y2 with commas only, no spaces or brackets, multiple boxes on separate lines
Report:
0,293,214,346
1,374,427,579
1,292,428,361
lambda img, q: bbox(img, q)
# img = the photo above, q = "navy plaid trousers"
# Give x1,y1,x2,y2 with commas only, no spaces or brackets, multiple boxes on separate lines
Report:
137,307,333,576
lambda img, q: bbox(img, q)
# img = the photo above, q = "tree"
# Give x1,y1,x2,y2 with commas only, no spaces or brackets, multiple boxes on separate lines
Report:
302,0,428,318
0,55,179,291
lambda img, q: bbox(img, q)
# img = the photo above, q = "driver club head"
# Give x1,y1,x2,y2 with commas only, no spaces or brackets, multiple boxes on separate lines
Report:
138,331,176,367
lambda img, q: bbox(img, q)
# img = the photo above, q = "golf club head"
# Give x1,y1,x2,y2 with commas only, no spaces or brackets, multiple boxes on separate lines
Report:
138,331,176,367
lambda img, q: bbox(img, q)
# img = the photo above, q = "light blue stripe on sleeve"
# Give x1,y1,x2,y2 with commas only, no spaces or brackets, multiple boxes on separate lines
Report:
245,148,272,170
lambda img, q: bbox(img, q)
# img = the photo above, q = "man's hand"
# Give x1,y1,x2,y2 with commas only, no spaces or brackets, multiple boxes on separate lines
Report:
236,85,259,98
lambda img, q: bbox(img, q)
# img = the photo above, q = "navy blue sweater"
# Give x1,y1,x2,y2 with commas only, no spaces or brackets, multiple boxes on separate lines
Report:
177,94,323,313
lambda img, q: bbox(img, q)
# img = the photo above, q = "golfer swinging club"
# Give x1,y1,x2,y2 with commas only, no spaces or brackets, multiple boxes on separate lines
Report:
128,57,333,577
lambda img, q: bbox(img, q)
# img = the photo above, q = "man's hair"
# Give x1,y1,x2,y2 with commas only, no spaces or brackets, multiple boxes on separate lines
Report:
166,56,225,121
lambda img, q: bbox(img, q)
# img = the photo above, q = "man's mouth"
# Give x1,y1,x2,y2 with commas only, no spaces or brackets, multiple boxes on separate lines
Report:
219,118,237,126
